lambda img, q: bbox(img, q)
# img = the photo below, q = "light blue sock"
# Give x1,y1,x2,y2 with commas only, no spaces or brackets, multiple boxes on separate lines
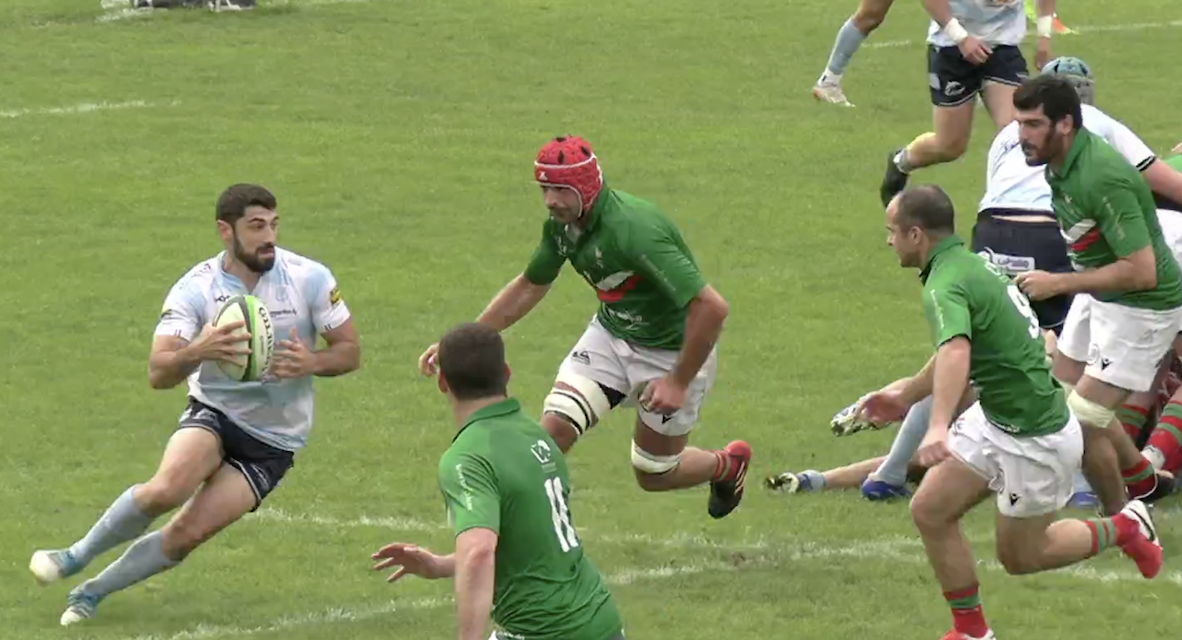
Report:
872,396,934,486
69,485,155,566
79,531,179,599
1073,471,1093,494
822,17,868,81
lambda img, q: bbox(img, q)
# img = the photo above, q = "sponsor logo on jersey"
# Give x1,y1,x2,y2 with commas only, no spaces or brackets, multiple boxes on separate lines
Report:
592,271,643,303
329,287,343,306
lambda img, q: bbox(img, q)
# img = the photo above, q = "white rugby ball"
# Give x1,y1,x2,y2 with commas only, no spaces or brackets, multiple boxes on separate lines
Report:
213,294,275,382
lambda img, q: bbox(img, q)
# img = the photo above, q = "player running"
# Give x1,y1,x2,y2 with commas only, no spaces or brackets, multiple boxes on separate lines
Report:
1013,75,1182,516
29,184,362,625
878,0,1057,207
868,185,1161,640
813,0,1071,108
772,58,1182,503
418,136,751,519
375,323,624,640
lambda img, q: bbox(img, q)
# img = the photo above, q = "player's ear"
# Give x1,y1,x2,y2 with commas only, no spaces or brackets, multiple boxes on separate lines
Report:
504,364,512,387
438,373,450,395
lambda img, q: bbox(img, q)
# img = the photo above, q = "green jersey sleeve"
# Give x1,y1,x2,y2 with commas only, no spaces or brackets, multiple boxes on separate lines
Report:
924,284,972,347
626,225,706,309
523,223,567,285
438,451,501,536
1094,177,1151,258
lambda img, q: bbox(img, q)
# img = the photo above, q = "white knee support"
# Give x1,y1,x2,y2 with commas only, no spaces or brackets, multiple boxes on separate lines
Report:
1067,390,1116,429
630,441,682,475
543,373,612,437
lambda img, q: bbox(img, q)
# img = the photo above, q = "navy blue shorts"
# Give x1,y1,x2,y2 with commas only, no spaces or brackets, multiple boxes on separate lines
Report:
972,210,1073,334
178,398,294,510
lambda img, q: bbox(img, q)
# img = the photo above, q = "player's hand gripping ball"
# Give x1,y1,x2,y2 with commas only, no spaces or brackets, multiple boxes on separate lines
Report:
212,294,275,382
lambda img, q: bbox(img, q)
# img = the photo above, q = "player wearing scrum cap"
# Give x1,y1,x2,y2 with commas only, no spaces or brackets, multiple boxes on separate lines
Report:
418,136,751,519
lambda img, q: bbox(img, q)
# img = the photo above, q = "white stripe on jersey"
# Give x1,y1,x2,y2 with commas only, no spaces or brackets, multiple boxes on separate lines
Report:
979,104,1158,214
154,248,352,452
928,0,1026,47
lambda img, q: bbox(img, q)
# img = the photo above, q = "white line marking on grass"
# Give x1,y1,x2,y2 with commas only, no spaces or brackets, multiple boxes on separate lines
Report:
0,100,168,118
867,20,1182,49
115,562,735,640
248,507,445,532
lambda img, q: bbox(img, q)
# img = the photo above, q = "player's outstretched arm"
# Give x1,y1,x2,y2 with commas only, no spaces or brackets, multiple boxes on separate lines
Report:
148,322,251,389
476,274,552,332
1141,160,1182,208
454,528,498,640
420,275,553,376
372,542,455,582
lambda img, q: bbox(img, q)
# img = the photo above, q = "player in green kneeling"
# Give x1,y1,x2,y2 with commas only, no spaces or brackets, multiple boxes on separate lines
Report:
861,186,1161,640
373,323,624,640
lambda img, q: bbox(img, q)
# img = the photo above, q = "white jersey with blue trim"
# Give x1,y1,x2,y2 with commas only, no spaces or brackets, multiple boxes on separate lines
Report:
927,0,1026,47
154,247,352,452
980,104,1158,213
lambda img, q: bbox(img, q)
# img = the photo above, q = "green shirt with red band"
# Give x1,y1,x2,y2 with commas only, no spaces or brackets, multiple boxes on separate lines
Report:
438,399,622,640
524,184,707,350
1047,128,1182,311
921,235,1070,437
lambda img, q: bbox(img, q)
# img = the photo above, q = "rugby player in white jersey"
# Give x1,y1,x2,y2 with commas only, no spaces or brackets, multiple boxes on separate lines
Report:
812,0,1070,108
772,59,1182,504
28,183,361,626
879,0,1057,207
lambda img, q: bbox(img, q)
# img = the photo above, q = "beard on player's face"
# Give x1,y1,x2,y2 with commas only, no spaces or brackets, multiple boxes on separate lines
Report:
233,233,276,273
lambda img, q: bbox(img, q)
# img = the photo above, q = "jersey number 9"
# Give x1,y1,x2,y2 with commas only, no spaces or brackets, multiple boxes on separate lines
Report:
1006,284,1041,339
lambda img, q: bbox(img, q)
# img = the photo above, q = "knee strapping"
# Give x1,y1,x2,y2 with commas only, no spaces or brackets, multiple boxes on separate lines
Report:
543,373,612,437
630,441,682,475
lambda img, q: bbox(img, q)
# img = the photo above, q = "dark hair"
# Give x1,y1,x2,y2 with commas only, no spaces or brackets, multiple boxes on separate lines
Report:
895,184,956,234
439,323,508,401
1013,75,1082,131
216,184,277,224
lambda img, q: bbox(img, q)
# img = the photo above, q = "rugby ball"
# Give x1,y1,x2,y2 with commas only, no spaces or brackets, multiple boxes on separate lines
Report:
213,295,274,382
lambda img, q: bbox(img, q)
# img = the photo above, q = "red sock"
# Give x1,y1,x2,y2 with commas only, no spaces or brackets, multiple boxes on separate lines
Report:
944,584,989,639
1147,401,1182,470
710,451,733,482
1086,515,1140,554
1118,404,1151,441
1122,457,1157,498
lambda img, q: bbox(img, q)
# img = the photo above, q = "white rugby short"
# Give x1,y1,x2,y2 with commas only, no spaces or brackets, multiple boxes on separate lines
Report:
949,402,1083,518
555,316,717,436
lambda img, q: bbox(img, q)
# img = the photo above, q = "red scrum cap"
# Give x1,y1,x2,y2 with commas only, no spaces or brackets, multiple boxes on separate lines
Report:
534,135,604,213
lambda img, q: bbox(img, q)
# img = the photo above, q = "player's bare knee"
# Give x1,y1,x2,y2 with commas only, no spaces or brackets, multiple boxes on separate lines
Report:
852,9,885,33
136,478,193,516
935,135,970,162
160,518,213,560
630,441,681,492
995,543,1040,575
908,493,947,533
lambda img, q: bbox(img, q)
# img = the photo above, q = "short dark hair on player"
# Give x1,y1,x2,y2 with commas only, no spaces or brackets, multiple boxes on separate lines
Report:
895,184,956,235
1014,74,1082,132
439,323,508,401
216,184,277,224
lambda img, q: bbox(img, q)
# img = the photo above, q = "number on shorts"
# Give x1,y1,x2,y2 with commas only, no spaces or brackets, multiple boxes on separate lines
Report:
544,477,580,552
1006,285,1040,339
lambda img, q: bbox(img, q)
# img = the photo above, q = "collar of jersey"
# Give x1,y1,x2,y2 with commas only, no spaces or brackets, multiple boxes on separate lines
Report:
919,234,964,282
455,397,522,440
1053,128,1091,179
